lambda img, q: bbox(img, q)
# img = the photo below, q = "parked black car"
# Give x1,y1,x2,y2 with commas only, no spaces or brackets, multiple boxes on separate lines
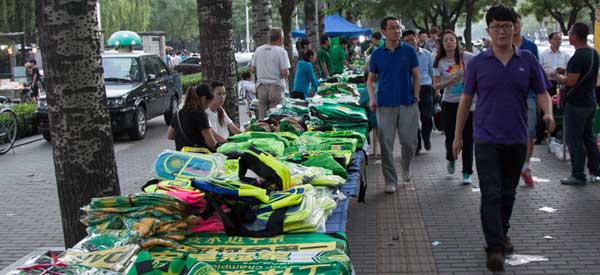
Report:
36,52,182,141
173,56,202,75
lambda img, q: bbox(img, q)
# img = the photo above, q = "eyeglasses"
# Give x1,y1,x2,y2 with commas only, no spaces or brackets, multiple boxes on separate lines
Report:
216,92,226,97
489,24,514,32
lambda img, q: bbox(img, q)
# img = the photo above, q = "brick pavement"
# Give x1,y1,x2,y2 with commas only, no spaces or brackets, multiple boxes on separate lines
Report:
347,132,600,274
0,118,173,269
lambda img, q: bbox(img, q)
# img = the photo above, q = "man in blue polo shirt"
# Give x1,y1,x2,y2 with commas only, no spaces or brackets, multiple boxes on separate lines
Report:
402,29,434,155
368,16,421,194
513,13,541,186
452,5,554,272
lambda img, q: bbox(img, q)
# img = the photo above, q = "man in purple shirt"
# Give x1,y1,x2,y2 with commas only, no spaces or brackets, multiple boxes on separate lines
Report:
452,4,554,272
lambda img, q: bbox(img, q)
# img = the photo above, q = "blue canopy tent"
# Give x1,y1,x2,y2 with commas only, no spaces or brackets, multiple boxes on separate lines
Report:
292,14,372,38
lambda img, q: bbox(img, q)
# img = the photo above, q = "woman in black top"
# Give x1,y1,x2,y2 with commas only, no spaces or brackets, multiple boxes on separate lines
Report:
167,84,218,151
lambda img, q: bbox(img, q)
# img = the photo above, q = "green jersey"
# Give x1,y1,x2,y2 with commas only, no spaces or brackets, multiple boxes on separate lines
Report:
317,47,332,78
330,44,347,75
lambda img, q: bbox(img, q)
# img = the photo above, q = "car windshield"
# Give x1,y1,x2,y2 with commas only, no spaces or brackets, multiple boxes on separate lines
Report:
182,58,200,65
102,57,141,82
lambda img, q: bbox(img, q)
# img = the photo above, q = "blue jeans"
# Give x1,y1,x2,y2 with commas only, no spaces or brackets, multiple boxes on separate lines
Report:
564,104,600,180
475,141,526,250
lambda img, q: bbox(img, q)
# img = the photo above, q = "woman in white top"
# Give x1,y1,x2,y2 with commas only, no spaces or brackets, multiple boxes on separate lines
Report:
207,81,241,142
432,30,475,185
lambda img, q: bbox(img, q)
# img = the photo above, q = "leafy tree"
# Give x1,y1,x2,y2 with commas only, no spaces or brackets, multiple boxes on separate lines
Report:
99,0,150,38
148,0,198,49
0,0,36,44
519,0,584,35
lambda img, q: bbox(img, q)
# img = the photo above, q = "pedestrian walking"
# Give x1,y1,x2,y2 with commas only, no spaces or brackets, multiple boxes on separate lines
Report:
250,28,291,119
513,13,540,186
553,22,600,185
452,4,554,271
292,49,320,100
424,26,440,54
418,30,428,49
433,30,475,184
29,60,40,101
402,30,435,156
367,16,421,194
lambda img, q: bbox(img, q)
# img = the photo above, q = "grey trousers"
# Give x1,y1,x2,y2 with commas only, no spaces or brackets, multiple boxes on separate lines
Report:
256,83,284,120
377,104,420,186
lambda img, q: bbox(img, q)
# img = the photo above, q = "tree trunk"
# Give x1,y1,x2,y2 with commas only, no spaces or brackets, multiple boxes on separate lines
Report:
464,0,474,52
280,0,297,85
318,0,325,36
197,0,239,123
36,0,120,248
305,0,319,54
252,0,272,48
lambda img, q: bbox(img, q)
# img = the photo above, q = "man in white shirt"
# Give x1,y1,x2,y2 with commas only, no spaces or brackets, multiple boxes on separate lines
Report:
251,28,291,119
541,32,571,93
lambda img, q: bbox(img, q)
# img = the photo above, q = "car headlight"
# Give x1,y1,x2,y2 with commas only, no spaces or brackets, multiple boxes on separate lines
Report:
107,97,126,108
37,98,47,110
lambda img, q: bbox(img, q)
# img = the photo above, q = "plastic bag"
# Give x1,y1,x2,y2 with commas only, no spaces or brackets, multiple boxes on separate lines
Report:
155,150,227,180
505,254,549,266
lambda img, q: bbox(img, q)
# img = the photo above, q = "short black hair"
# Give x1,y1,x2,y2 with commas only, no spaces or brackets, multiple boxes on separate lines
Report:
29,60,37,65
372,32,382,40
320,34,330,45
402,30,416,38
339,37,349,45
299,38,310,49
241,71,251,80
418,30,428,35
485,4,517,26
548,32,562,40
380,16,398,30
571,22,589,41
210,80,225,90
302,49,315,62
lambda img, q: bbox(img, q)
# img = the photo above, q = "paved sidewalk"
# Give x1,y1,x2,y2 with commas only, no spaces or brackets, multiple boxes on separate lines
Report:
347,132,600,274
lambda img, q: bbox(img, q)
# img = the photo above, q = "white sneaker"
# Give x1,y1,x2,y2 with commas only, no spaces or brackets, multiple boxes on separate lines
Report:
384,185,396,194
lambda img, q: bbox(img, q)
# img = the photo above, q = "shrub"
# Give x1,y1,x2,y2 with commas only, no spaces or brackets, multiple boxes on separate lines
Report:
8,103,38,139
181,73,203,93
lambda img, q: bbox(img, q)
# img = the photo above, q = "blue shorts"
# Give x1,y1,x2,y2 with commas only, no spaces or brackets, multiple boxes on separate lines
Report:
527,98,537,138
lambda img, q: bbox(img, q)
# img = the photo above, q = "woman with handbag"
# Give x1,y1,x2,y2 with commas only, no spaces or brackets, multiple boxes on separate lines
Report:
167,84,218,151
433,30,475,184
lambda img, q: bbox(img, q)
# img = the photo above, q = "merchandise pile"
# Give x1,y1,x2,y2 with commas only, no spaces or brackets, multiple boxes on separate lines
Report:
9,72,369,275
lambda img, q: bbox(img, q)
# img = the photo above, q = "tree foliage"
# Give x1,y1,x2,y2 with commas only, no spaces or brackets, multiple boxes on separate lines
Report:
519,0,585,34
99,0,150,38
0,0,36,43
148,0,198,49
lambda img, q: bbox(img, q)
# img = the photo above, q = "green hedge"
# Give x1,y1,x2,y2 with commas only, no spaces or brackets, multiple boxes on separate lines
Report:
181,73,203,93
8,103,38,139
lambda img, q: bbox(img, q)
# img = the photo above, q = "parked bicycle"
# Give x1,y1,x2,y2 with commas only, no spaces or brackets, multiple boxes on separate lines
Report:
0,96,18,155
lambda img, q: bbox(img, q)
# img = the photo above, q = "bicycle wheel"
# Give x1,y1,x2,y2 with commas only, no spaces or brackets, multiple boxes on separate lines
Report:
0,109,18,155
